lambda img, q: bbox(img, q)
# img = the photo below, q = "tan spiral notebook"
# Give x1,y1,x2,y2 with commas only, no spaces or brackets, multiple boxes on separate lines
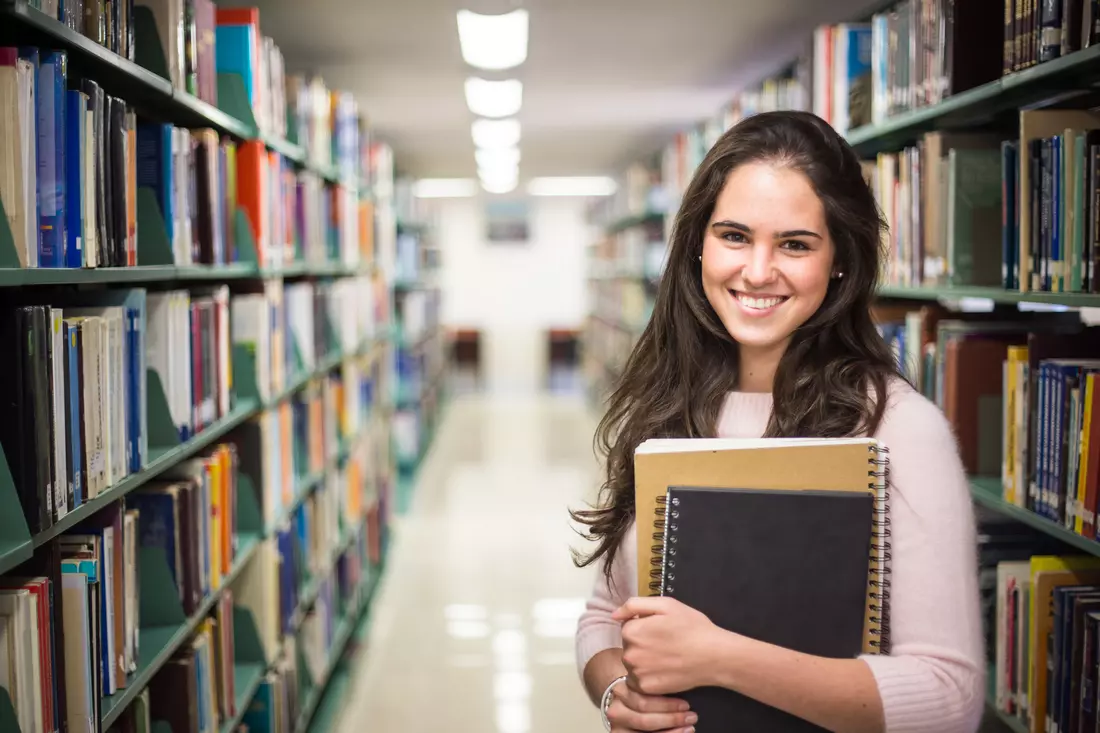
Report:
633,437,891,656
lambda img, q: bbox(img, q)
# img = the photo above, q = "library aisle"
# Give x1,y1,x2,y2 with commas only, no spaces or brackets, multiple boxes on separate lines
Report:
333,393,601,731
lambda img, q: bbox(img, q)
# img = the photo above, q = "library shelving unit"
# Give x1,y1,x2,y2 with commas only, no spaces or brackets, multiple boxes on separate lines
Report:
0,2,401,732
584,6,1100,733
389,188,444,507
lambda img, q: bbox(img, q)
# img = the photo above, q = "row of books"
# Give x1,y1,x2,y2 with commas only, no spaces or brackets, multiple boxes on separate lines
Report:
236,364,377,530
863,109,1100,293
990,553,1100,733
1,53,141,269
1,47,371,272
1004,0,1100,75
865,131,1005,289
0,436,240,733
871,304,1100,536
0,293,148,535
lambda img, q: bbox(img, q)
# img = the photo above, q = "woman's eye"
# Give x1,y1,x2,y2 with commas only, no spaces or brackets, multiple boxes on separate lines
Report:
721,231,747,244
781,240,810,252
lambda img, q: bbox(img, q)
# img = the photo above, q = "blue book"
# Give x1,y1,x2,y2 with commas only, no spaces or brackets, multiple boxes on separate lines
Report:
136,123,174,244
64,321,84,509
1002,141,1019,290
242,678,277,732
39,51,67,267
127,489,184,605
214,25,256,107
17,48,43,266
64,90,85,268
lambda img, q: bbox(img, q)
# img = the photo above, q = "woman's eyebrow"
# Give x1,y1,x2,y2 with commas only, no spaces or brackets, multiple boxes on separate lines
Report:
711,220,822,240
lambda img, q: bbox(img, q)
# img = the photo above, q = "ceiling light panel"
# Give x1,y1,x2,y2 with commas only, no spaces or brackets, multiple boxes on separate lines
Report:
527,176,618,197
465,78,523,118
472,118,521,149
456,9,529,71
412,178,479,198
475,146,521,171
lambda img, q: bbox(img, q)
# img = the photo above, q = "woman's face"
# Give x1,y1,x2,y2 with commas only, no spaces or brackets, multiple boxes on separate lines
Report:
700,161,836,358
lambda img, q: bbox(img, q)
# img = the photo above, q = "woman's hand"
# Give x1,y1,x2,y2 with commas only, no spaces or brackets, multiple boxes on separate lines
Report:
605,681,698,733
612,596,726,696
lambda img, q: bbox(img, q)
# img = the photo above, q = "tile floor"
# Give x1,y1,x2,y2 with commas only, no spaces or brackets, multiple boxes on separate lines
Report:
334,392,605,732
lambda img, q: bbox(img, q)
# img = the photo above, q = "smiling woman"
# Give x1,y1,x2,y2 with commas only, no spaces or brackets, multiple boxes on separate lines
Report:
570,111,984,733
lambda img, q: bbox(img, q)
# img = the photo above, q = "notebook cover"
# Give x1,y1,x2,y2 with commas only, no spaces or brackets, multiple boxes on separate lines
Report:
659,486,875,732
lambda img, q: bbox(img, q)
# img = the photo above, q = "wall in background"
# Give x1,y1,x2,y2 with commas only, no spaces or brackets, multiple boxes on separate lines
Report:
432,195,596,393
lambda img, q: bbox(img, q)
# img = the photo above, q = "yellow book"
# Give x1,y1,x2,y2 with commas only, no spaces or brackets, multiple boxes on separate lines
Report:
208,457,222,591
1078,374,1096,535
1028,556,1100,733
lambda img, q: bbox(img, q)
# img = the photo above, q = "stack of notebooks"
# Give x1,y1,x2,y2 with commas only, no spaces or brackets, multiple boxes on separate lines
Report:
634,437,891,731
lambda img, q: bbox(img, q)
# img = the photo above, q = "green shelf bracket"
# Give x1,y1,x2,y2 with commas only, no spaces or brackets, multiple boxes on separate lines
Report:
233,208,260,268
286,110,300,147
136,187,175,267
232,344,261,405
132,6,171,80
146,369,183,452
232,605,268,666
0,446,33,575
217,73,259,137
152,721,174,733
0,194,24,268
138,546,187,628
291,333,306,378
235,472,264,537
0,686,20,732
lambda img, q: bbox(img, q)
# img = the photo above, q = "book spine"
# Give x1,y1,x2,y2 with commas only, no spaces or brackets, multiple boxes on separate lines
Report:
64,322,83,509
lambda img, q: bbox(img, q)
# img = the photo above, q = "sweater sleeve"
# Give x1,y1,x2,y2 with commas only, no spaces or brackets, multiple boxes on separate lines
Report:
859,382,986,733
575,521,637,679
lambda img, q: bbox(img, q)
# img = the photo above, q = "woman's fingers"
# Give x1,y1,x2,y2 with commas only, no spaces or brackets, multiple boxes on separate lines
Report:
606,699,698,732
617,684,689,714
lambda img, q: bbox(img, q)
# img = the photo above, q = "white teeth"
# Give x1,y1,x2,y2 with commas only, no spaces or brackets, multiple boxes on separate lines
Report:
735,293,785,310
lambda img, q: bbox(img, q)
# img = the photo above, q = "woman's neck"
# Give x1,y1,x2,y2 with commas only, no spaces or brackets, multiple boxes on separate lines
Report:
737,339,788,393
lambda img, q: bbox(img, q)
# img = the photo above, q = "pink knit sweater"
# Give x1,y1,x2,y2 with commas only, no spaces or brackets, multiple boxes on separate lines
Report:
576,379,986,733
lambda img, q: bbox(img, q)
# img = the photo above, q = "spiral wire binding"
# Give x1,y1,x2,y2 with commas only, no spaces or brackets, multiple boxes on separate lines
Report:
649,494,675,596
868,444,892,654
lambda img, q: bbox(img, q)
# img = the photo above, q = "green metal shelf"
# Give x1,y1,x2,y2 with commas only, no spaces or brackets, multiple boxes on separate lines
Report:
100,533,261,728
605,211,665,235
218,662,267,733
31,398,259,550
969,477,1100,557
876,285,1100,308
846,42,1100,155
0,260,377,287
294,572,379,733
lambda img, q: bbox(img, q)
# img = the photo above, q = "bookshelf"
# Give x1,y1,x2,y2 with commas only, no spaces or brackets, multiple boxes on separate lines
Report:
582,5,1100,732
0,0,401,731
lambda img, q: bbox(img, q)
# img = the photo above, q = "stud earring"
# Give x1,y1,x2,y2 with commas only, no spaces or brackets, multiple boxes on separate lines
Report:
834,271,844,279
697,255,702,262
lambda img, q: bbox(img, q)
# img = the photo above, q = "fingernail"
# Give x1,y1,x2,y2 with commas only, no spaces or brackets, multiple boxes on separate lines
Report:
679,702,690,712
686,713,699,725
684,728,696,733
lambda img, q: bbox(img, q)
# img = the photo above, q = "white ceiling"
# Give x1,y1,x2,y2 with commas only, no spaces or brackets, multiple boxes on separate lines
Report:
231,0,882,179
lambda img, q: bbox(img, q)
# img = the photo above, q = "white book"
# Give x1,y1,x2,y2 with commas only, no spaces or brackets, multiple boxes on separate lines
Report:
17,59,36,267
61,571,95,733
0,591,34,733
123,511,138,673
101,526,117,694
83,107,96,268
178,291,193,437
0,57,29,267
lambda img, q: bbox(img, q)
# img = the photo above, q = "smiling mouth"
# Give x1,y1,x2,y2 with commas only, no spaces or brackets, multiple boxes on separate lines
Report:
731,291,790,311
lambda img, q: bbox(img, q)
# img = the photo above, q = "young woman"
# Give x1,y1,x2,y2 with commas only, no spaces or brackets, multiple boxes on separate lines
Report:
572,111,984,733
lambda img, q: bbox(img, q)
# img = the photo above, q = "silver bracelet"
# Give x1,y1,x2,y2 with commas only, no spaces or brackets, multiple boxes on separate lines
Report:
601,675,628,731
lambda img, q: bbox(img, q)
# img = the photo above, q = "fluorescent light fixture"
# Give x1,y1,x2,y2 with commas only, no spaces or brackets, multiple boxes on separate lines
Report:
475,146,521,170
479,169,518,194
465,77,523,118
526,176,618,196
456,9,529,70
472,118,521,149
412,178,478,198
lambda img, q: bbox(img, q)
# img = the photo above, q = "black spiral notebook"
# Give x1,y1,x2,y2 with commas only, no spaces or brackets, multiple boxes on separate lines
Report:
654,484,883,732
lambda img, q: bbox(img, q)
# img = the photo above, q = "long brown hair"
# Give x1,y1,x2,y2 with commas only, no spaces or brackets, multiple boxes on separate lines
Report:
572,110,902,581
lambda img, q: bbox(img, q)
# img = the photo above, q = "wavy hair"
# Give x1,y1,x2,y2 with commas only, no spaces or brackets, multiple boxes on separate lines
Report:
571,110,902,581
